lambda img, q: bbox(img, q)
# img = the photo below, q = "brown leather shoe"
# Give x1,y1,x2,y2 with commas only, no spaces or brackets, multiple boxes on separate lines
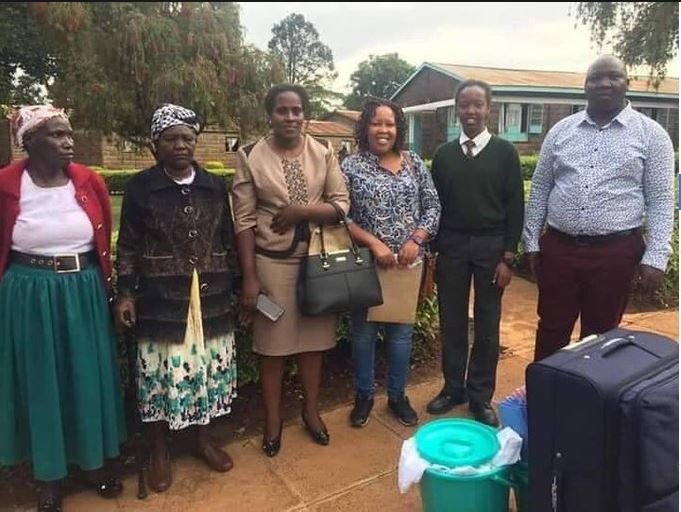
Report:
195,442,234,472
148,445,172,493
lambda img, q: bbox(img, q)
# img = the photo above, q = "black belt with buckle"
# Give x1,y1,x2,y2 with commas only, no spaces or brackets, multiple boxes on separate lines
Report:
548,227,641,247
10,250,98,273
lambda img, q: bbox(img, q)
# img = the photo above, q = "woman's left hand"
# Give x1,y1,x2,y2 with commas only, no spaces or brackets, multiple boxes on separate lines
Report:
493,262,513,289
397,239,420,267
271,205,305,234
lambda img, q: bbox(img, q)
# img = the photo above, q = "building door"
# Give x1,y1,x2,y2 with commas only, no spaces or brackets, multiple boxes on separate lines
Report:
409,115,422,155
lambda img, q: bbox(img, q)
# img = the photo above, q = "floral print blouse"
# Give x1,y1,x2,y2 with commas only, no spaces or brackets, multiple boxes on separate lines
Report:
340,151,440,253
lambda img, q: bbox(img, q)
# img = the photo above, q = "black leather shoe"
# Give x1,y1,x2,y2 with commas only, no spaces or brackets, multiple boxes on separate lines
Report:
426,392,467,415
388,396,419,427
302,412,330,446
350,395,374,428
262,421,283,457
469,401,499,427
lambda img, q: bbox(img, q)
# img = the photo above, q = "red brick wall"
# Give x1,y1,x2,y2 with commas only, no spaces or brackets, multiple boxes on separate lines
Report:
101,131,238,170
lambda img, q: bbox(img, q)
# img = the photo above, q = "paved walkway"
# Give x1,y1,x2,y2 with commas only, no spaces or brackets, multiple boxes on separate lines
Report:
35,279,681,511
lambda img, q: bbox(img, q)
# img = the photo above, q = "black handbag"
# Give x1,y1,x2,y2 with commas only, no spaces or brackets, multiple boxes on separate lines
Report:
298,204,383,316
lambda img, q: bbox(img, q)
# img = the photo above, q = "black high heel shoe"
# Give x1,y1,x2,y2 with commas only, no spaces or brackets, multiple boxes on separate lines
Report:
302,411,330,446
262,421,283,457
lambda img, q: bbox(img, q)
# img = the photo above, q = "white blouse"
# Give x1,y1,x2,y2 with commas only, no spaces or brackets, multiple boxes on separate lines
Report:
11,170,95,255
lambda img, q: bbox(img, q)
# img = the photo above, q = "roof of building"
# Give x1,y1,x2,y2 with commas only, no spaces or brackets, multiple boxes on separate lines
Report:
305,120,353,137
330,109,361,121
392,62,679,99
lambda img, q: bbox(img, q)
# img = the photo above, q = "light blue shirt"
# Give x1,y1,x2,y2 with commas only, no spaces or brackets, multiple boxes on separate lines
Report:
523,103,675,271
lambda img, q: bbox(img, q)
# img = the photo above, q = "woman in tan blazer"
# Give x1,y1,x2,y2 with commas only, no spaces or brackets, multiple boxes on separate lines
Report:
232,84,350,457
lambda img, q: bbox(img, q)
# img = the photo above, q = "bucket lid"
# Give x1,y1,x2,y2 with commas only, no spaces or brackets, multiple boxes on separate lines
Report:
415,418,499,468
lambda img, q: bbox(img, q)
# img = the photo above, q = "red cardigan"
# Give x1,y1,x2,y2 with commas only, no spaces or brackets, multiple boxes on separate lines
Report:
0,159,113,289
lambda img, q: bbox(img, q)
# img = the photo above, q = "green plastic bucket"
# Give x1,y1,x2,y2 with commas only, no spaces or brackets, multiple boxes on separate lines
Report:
510,462,529,512
415,419,515,512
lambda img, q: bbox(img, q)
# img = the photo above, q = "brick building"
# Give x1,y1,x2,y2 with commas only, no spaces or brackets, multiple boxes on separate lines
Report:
391,62,679,157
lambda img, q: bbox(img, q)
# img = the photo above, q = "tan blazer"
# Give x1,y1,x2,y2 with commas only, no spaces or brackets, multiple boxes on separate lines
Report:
232,135,350,254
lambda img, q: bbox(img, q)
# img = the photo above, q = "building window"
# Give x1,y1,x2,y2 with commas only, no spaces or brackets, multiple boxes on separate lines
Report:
446,105,461,141
657,108,670,129
499,103,523,133
636,107,670,129
225,136,240,152
498,103,529,142
121,139,139,153
528,104,544,134
636,107,655,119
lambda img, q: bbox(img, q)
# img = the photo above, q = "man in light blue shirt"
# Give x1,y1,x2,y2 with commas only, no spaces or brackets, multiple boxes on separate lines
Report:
523,55,675,359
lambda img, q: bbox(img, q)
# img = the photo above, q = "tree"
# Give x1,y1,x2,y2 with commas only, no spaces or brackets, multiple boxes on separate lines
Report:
32,2,284,150
574,2,678,87
344,54,415,109
0,2,61,105
267,13,338,117
268,13,336,86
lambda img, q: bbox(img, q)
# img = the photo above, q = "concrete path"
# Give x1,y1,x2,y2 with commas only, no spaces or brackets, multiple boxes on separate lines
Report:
43,278,680,511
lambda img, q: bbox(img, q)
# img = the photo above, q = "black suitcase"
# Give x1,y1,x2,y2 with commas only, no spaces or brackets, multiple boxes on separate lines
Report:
526,328,678,512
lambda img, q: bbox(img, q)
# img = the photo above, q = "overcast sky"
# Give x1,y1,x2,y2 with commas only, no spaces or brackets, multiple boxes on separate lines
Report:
239,2,680,94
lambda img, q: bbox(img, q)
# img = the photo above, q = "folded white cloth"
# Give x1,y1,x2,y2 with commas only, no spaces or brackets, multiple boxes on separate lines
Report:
398,437,430,493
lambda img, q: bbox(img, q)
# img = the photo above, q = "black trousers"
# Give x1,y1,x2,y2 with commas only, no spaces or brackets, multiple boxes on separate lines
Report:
436,233,504,403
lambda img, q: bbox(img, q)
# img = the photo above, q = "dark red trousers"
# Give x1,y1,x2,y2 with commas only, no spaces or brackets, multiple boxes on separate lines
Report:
534,229,644,360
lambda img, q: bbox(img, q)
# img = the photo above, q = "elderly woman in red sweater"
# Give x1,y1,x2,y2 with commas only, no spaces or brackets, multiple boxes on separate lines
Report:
0,106,126,512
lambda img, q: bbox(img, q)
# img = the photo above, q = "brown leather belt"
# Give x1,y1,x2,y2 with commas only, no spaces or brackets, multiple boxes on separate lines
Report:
10,250,98,273
548,226,641,247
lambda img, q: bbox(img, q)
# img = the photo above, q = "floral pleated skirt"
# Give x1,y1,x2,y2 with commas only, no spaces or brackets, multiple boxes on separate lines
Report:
0,264,126,481
136,270,237,431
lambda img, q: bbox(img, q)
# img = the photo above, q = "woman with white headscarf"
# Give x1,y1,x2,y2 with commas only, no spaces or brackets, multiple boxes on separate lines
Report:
115,104,239,493
0,106,126,511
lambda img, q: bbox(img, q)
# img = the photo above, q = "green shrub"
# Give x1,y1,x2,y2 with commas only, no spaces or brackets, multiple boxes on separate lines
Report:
519,155,539,180
204,161,225,170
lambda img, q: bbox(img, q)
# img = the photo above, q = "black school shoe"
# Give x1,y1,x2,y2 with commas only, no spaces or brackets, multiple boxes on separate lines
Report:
350,395,374,428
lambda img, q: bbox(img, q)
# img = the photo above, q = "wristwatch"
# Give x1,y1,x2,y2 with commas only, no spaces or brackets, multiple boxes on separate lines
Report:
409,234,426,247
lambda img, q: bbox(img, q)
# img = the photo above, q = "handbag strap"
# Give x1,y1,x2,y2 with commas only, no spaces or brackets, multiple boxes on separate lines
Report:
318,202,364,269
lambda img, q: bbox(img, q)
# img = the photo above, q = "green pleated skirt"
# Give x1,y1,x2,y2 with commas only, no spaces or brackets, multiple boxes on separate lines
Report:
0,264,126,481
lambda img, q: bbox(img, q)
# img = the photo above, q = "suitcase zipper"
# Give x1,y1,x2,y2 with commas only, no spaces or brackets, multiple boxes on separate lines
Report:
551,451,563,512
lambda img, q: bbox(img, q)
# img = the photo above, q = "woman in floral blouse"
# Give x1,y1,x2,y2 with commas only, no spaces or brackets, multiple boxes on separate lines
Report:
340,98,440,428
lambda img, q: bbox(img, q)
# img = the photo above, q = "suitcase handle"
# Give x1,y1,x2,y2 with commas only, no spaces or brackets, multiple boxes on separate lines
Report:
601,337,633,357
601,336,665,359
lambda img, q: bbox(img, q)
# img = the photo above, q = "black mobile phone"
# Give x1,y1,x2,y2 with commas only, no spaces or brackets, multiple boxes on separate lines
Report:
256,293,285,322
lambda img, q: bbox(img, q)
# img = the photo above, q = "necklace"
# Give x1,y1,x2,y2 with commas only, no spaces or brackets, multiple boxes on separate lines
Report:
164,166,194,183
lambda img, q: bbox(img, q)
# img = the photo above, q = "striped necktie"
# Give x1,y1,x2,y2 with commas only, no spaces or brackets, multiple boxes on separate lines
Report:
463,139,476,158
